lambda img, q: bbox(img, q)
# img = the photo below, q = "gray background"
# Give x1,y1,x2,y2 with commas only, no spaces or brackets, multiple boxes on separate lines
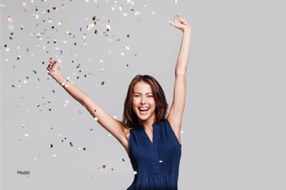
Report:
1,0,286,189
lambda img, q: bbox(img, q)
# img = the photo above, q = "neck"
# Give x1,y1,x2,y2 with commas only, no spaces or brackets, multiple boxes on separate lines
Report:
140,115,155,130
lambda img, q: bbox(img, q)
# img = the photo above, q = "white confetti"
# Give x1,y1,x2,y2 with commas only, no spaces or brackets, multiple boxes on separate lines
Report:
34,157,38,162
180,130,184,134
8,25,14,30
94,117,99,122
159,160,163,163
120,52,125,56
52,154,57,157
7,16,13,22
24,133,29,137
133,171,137,175
124,46,130,50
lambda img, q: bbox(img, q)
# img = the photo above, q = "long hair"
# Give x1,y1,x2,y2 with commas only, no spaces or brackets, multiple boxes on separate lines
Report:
122,75,168,128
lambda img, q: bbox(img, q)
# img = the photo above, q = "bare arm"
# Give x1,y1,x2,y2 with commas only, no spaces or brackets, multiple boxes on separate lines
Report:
47,60,129,151
167,15,192,143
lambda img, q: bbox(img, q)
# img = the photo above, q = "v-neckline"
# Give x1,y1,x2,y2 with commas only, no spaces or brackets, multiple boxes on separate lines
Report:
143,129,154,144
141,122,157,145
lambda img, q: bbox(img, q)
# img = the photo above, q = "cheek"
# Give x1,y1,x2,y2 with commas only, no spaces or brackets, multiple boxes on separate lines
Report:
132,98,138,109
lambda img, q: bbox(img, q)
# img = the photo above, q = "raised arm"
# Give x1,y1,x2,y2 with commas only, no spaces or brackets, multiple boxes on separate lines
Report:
47,60,130,151
167,15,192,142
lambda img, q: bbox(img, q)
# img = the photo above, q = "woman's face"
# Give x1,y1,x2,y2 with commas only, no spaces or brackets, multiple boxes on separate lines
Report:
132,81,156,123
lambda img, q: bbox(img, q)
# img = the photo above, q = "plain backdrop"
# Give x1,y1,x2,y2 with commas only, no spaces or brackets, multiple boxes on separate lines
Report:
1,0,286,189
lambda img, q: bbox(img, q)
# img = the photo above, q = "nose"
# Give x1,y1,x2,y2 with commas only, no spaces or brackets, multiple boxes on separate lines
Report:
140,97,146,105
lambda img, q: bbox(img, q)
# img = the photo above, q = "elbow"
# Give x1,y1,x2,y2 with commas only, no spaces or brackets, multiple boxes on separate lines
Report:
175,70,187,77
81,96,91,107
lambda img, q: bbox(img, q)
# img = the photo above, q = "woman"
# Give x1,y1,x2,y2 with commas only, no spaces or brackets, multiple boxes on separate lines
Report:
47,14,191,190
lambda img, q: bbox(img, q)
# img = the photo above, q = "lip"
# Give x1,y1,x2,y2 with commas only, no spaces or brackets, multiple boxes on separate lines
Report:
138,107,150,110
138,107,150,115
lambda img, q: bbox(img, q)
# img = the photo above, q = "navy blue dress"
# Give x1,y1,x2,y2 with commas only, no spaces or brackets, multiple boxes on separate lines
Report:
127,119,182,190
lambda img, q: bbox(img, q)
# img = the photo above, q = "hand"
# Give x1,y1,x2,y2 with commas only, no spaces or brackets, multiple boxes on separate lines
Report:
169,14,191,32
47,59,60,76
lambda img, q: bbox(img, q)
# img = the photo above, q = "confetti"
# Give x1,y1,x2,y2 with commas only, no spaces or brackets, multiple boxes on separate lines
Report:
7,16,13,22
94,117,99,121
24,133,29,137
159,160,163,163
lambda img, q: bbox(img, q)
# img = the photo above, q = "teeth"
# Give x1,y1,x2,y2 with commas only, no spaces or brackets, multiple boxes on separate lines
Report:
139,107,149,111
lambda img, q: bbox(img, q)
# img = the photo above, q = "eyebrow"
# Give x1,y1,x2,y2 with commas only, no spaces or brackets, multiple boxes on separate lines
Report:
133,92,153,95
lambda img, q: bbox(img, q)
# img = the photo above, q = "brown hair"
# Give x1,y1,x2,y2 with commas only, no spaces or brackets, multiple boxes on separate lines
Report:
122,75,168,128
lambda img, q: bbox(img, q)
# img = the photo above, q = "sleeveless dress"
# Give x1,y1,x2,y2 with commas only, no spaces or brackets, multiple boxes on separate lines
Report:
127,119,182,190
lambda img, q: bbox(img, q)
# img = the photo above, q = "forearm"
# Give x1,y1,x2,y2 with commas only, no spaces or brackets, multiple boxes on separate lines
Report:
51,71,88,105
175,28,191,76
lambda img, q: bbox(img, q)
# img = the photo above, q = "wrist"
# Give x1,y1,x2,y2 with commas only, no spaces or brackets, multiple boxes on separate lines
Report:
50,70,60,77
182,26,192,33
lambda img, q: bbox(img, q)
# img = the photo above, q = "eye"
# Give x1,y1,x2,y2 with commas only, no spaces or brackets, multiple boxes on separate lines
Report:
134,94,141,98
147,94,153,98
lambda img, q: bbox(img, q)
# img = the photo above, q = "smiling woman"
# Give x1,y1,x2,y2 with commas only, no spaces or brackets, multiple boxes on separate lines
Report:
123,75,168,129
47,14,191,190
